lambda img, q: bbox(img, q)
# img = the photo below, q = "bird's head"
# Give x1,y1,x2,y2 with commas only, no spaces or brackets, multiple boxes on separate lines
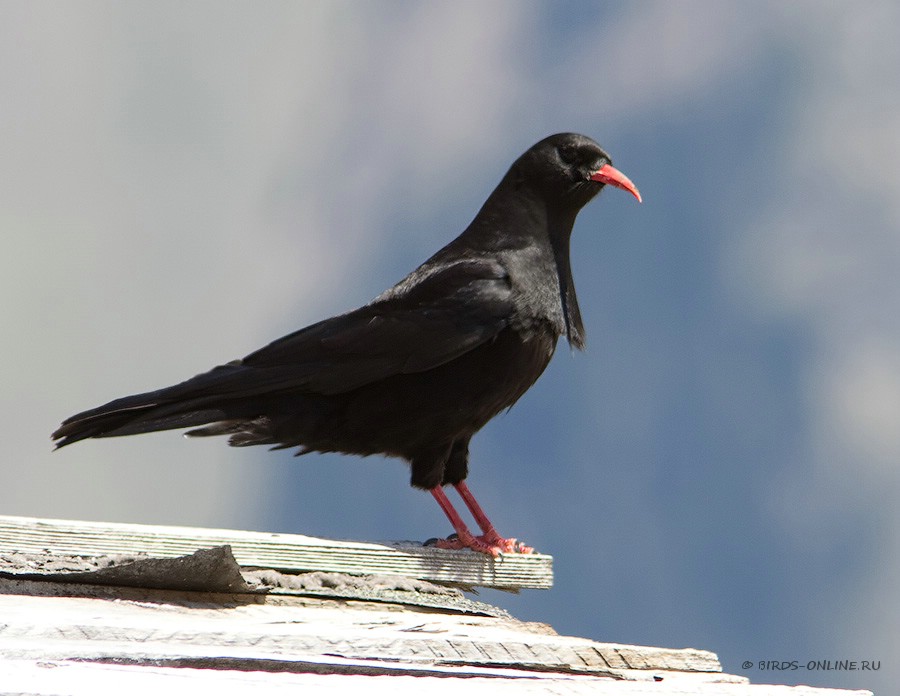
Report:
513,133,641,209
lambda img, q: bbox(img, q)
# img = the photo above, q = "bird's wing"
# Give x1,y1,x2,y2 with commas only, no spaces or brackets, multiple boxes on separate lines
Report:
53,258,514,441
240,257,513,394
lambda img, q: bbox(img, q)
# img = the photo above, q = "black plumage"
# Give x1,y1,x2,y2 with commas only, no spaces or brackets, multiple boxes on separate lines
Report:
52,133,640,555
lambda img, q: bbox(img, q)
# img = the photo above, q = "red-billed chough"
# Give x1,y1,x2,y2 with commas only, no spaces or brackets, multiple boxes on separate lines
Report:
52,133,641,555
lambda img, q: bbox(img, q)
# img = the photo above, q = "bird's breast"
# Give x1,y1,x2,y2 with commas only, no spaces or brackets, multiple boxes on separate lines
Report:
429,323,557,433
332,323,556,455
502,247,568,340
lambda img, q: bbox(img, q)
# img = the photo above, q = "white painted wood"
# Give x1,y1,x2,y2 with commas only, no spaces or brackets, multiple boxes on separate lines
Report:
0,586,722,678
0,588,872,694
0,659,873,695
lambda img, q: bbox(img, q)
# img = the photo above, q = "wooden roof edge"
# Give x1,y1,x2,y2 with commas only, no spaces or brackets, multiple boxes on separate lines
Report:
0,515,875,695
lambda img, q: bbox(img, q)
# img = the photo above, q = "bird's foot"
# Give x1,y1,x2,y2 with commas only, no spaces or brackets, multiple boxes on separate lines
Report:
428,531,533,556
431,532,499,556
426,484,534,556
481,530,534,555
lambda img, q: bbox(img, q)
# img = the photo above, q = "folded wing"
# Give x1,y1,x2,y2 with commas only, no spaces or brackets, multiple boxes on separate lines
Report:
52,258,514,446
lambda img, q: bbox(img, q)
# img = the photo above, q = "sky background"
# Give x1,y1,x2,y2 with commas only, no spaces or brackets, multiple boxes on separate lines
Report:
2,2,897,692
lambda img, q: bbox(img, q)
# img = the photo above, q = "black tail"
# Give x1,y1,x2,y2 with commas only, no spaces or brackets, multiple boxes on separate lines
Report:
51,362,283,449
52,392,230,448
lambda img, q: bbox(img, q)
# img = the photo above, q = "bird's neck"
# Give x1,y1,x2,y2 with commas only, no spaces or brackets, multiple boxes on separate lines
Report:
455,179,587,349
460,179,578,253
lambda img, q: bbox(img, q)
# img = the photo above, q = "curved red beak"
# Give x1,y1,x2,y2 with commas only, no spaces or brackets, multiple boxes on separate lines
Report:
589,163,642,203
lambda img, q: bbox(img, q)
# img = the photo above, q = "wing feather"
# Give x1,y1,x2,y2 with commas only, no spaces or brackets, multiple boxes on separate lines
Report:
239,258,514,394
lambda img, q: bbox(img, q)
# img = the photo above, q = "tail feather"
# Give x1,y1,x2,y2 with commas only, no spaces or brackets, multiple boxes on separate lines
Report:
185,417,276,447
51,362,326,451
51,363,262,448
52,401,229,449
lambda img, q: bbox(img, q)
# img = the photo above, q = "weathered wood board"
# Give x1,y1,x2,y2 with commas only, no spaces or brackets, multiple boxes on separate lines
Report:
0,659,874,696
0,579,720,679
0,515,873,695
0,579,871,695
0,514,552,590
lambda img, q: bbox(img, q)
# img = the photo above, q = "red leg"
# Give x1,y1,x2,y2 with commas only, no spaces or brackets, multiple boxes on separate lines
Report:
429,487,498,556
454,481,533,554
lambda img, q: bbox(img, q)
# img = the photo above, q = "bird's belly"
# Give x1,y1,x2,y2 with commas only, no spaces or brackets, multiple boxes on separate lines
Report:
315,327,556,457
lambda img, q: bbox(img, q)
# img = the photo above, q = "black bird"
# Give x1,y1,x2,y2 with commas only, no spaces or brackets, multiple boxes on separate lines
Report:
52,133,640,555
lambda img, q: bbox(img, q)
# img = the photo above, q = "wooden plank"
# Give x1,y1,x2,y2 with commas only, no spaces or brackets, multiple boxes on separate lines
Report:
0,588,870,695
0,551,514,618
0,580,872,695
0,584,723,679
0,659,874,696
0,515,552,590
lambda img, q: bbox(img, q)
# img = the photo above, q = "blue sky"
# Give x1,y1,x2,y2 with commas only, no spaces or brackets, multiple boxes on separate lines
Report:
2,3,897,692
